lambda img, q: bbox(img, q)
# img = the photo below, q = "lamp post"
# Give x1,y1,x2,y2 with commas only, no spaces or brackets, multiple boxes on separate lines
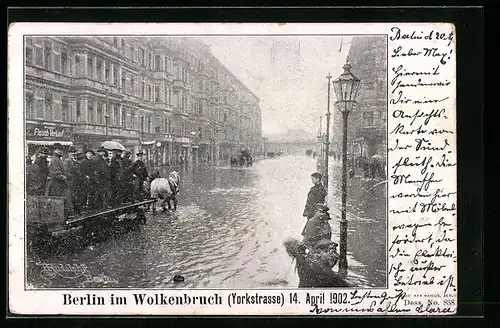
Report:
324,73,332,193
317,115,323,171
332,58,361,278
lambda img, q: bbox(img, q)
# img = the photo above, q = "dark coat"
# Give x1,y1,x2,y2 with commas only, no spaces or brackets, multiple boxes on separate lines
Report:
121,157,133,180
63,157,77,186
130,159,148,179
26,163,45,195
48,154,68,196
303,215,332,249
303,183,327,218
93,155,111,186
34,155,49,191
110,157,123,185
296,252,349,288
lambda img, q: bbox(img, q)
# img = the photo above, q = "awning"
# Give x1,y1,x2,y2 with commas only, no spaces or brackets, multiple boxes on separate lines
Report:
27,140,73,146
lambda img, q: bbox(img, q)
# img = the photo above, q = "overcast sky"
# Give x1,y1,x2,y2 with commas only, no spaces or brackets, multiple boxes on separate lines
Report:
202,36,352,136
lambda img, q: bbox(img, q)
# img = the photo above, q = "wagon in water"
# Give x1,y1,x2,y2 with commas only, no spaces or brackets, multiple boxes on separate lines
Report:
26,195,155,255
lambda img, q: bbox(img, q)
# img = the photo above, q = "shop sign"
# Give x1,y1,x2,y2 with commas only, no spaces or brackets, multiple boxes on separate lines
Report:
26,123,72,141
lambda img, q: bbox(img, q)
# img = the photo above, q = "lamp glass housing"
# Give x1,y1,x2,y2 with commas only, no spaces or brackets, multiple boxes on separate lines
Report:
333,60,361,113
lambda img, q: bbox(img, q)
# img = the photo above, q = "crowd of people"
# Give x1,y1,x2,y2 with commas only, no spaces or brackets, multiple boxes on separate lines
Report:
26,143,151,216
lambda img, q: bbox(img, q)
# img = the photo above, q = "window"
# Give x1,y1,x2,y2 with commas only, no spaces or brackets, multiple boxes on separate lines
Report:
75,55,82,76
121,39,125,48
140,116,144,132
362,111,374,127
139,48,145,65
148,85,152,101
130,75,135,95
141,82,145,99
88,100,94,123
114,106,119,126
76,98,81,122
26,94,34,119
121,108,126,127
121,71,126,91
131,113,136,129
113,37,118,46
87,56,93,78
61,50,68,75
155,125,160,133
164,56,168,72
105,65,110,84
43,43,52,70
155,85,160,102
147,117,151,133
96,102,102,124
96,59,102,81
61,97,69,122
155,55,161,71
26,45,32,66
34,45,43,66
149,53,153,69
113,67,118,86
128,45,134,60
44,92,52,120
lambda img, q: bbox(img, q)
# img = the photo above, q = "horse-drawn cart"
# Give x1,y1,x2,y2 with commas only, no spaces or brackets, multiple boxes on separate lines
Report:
26,195,155,254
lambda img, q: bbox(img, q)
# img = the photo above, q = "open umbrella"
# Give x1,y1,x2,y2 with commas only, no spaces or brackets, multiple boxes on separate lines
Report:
101,140,126,151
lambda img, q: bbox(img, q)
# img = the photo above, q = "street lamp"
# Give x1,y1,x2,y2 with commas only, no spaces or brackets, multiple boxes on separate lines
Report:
324,73,333,193
332,58,361,278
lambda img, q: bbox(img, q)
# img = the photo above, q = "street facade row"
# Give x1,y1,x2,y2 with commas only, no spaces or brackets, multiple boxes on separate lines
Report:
25,36,264,164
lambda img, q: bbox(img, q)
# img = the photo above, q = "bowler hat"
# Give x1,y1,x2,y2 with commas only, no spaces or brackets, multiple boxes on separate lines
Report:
311,172,322,179
53,143,63,150
315,203,329,212
40,147,50,155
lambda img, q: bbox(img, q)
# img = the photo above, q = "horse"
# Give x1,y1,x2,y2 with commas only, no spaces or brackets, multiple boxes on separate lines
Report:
283,238,350,288
148,171,180,213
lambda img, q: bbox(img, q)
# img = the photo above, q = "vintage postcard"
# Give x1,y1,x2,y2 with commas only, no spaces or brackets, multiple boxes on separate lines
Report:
8,22,457,315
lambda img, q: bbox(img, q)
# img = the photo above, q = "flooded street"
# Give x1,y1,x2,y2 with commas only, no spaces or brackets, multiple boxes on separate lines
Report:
27,155,386,289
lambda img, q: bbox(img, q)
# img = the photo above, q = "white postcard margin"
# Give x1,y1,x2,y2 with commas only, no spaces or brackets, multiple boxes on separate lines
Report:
8,22,456,315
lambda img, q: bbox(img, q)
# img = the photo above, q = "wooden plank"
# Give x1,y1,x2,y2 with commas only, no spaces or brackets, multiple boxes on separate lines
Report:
66,199,155,225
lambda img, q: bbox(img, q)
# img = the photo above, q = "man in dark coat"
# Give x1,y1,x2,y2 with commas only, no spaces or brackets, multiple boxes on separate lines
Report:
69,152,87,215
81,149,96,209
48,143,71,213
109,149,123,206
34,147,50,193
303,204,333,249
93,146,111,209
26,156,45,195
120,150,133,203
302,172,327,236
131,151,148,201
63,146,77,173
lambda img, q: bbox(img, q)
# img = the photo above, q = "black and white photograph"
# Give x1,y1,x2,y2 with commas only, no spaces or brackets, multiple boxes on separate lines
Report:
23,34,388,290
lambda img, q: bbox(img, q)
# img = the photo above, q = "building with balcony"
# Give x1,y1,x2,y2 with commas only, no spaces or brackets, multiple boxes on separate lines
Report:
331,35,387,162
24,36,262,165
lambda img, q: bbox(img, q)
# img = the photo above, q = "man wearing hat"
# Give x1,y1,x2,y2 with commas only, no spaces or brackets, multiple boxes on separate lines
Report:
48,143,70,201
63,146,77,172
302,203,332,250
109,149,124,206
130,151,149,201
120,150,134,203
81,149,96,209
93,146,111,209
34,147,50,193
302,172,327,234
68,152,87,215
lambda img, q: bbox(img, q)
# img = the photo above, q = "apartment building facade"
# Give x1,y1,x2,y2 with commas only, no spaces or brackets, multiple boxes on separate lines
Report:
24,36,262,164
